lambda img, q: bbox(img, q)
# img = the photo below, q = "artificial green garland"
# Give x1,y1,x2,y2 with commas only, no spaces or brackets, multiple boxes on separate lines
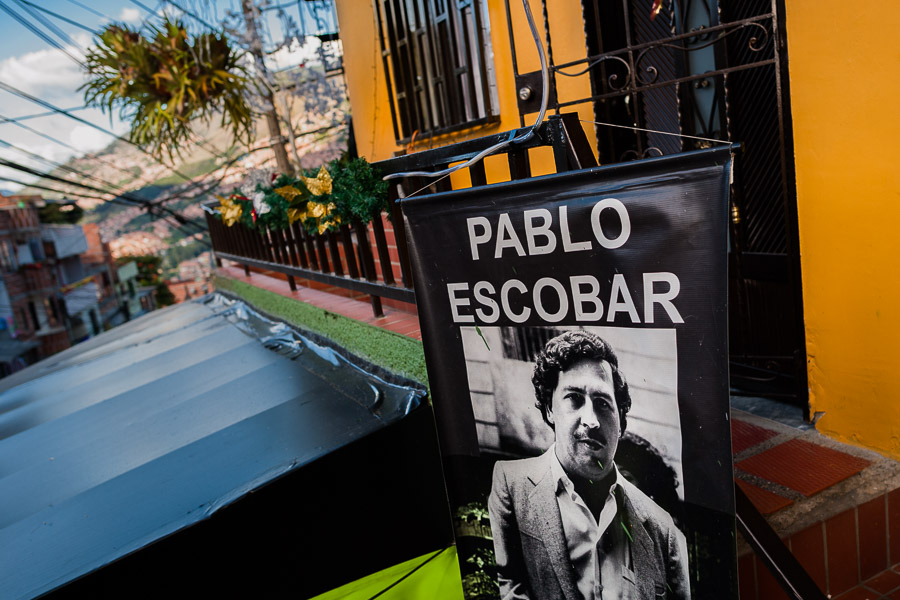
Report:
215,157,390,236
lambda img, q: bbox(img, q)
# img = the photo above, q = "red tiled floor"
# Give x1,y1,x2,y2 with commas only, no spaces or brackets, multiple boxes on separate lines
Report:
736,479,794,514
789,523,827,592
738,553,756,600
835,586,882,600
859,495,889,580
732,419,778,454
755,554,791,600
826,508,860,596
889,490,900,564
865,569,900,594
735,438,871,497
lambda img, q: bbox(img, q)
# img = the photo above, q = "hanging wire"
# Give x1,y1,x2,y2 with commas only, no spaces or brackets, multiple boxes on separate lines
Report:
14,0,99,35
62,0,109,21
4,107,91,123
163,0,218,31
129,0,164,21
0,80,201,183
383,0,548,183
0,113,139,179
0,1,86,68
579,119,731,146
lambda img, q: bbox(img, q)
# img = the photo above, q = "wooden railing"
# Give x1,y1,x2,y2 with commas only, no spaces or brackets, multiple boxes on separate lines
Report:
206,113,596,317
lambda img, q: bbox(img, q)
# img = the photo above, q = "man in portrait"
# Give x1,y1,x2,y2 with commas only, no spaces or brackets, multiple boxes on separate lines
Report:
488,330,690,600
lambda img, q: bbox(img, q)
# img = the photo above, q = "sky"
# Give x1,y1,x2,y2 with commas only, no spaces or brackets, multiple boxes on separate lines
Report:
0,0,337,193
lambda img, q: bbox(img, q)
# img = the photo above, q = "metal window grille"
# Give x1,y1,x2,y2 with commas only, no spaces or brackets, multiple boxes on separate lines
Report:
376,0,498,143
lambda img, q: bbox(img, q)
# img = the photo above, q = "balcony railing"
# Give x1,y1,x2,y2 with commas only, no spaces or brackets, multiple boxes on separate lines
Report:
206,113,596,317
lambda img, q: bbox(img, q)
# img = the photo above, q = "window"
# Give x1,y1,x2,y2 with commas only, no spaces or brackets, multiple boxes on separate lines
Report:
0,241,18,272
376,0,499,142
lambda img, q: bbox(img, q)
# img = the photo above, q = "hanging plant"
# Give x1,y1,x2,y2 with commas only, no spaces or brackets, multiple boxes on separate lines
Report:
81,19,254,161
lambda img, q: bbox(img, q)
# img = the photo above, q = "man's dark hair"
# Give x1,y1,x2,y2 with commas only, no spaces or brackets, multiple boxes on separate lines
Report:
532,330,631,435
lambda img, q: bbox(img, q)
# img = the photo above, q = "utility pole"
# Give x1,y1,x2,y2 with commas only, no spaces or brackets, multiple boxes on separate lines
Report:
241,0,293,175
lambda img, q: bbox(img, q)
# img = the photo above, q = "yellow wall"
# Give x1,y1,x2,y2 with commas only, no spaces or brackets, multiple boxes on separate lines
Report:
786,1,900,455
335,0,597,184
335,0,900,457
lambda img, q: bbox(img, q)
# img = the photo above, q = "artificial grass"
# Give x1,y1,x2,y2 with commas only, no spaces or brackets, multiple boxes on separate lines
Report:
213,274,429,386
309,547,463,600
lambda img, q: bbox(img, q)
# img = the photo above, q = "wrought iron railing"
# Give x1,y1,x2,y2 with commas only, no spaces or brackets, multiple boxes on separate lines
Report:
206,113,594,317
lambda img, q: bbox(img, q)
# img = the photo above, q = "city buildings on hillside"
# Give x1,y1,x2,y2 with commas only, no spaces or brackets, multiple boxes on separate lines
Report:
0,195,159,376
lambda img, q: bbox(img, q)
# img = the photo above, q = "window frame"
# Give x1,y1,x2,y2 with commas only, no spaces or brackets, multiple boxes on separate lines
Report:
375,0,499,144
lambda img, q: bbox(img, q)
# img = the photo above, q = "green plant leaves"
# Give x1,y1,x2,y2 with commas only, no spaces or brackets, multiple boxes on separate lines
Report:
81,19,254,162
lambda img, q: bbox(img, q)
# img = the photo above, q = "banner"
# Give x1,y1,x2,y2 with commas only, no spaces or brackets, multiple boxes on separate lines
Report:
402,147,736,599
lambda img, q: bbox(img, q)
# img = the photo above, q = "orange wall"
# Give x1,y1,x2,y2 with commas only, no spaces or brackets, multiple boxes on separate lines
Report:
786,1,900,455
335,0,597,184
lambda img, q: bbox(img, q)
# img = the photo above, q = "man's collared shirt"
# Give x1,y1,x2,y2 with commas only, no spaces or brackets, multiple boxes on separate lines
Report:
549,444,634,600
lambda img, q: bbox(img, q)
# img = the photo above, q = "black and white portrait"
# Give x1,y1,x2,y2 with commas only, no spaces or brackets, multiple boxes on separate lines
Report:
461,326,689,600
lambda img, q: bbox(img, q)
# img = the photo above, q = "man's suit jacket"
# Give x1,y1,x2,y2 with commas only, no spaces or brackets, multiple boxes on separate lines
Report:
488,452,690,600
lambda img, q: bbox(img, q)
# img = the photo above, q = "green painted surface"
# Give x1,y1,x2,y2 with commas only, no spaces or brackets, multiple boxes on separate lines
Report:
310,547,464,600
213,274,429,386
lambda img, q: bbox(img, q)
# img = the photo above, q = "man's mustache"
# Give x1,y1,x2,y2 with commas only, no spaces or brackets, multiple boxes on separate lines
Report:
574,431,607,444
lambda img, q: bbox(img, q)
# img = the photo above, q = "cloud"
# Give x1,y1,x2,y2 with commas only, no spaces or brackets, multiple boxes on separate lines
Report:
118,8,142,23
0,43,87,101
67,125,119,154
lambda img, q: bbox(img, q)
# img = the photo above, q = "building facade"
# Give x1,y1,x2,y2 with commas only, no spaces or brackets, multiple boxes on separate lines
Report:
332,0,900,458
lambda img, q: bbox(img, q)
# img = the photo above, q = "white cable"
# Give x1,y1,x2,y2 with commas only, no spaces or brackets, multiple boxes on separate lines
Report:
383,0,549,182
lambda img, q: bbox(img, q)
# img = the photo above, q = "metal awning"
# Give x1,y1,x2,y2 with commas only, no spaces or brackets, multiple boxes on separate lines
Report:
0,294,428,599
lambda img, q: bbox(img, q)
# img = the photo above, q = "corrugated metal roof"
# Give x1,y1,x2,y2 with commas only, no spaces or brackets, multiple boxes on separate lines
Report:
0,295,424,599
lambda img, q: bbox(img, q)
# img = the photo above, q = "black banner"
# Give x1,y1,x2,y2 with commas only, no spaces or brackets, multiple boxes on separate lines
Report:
402,148,736,599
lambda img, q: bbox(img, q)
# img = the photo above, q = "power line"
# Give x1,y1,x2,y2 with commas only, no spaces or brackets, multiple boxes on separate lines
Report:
0,175,131,204
3,107,89,123
163,0,218,32
0,138,124,192
0,1,85,67
128,0,163,21
0,158,144,207
1,173,209,247
13,0,90,47
15,0,99,35
0,79,200,184
62,0,108,21
0,157,207,232
0,113,139,179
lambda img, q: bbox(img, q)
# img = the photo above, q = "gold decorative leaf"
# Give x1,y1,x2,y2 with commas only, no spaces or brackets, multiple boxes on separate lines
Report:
216,194,243,227
287,208,306,225
301,166,333,196
274,185,304,202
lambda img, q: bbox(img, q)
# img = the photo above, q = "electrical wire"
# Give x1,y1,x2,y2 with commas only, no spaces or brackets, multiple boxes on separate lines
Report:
0,174,210,254
163,0,218,31
579,119,731,146
13,0,91,47
0,157,207,232
15,0,98,35
0,0,86,67
0,80,203,185
0,113,139,179
383,0,548,182
128,0,163,20
0,137,210,232
0,138,133,194
62,0,108,20
0,175,134,204
3,107,89,123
